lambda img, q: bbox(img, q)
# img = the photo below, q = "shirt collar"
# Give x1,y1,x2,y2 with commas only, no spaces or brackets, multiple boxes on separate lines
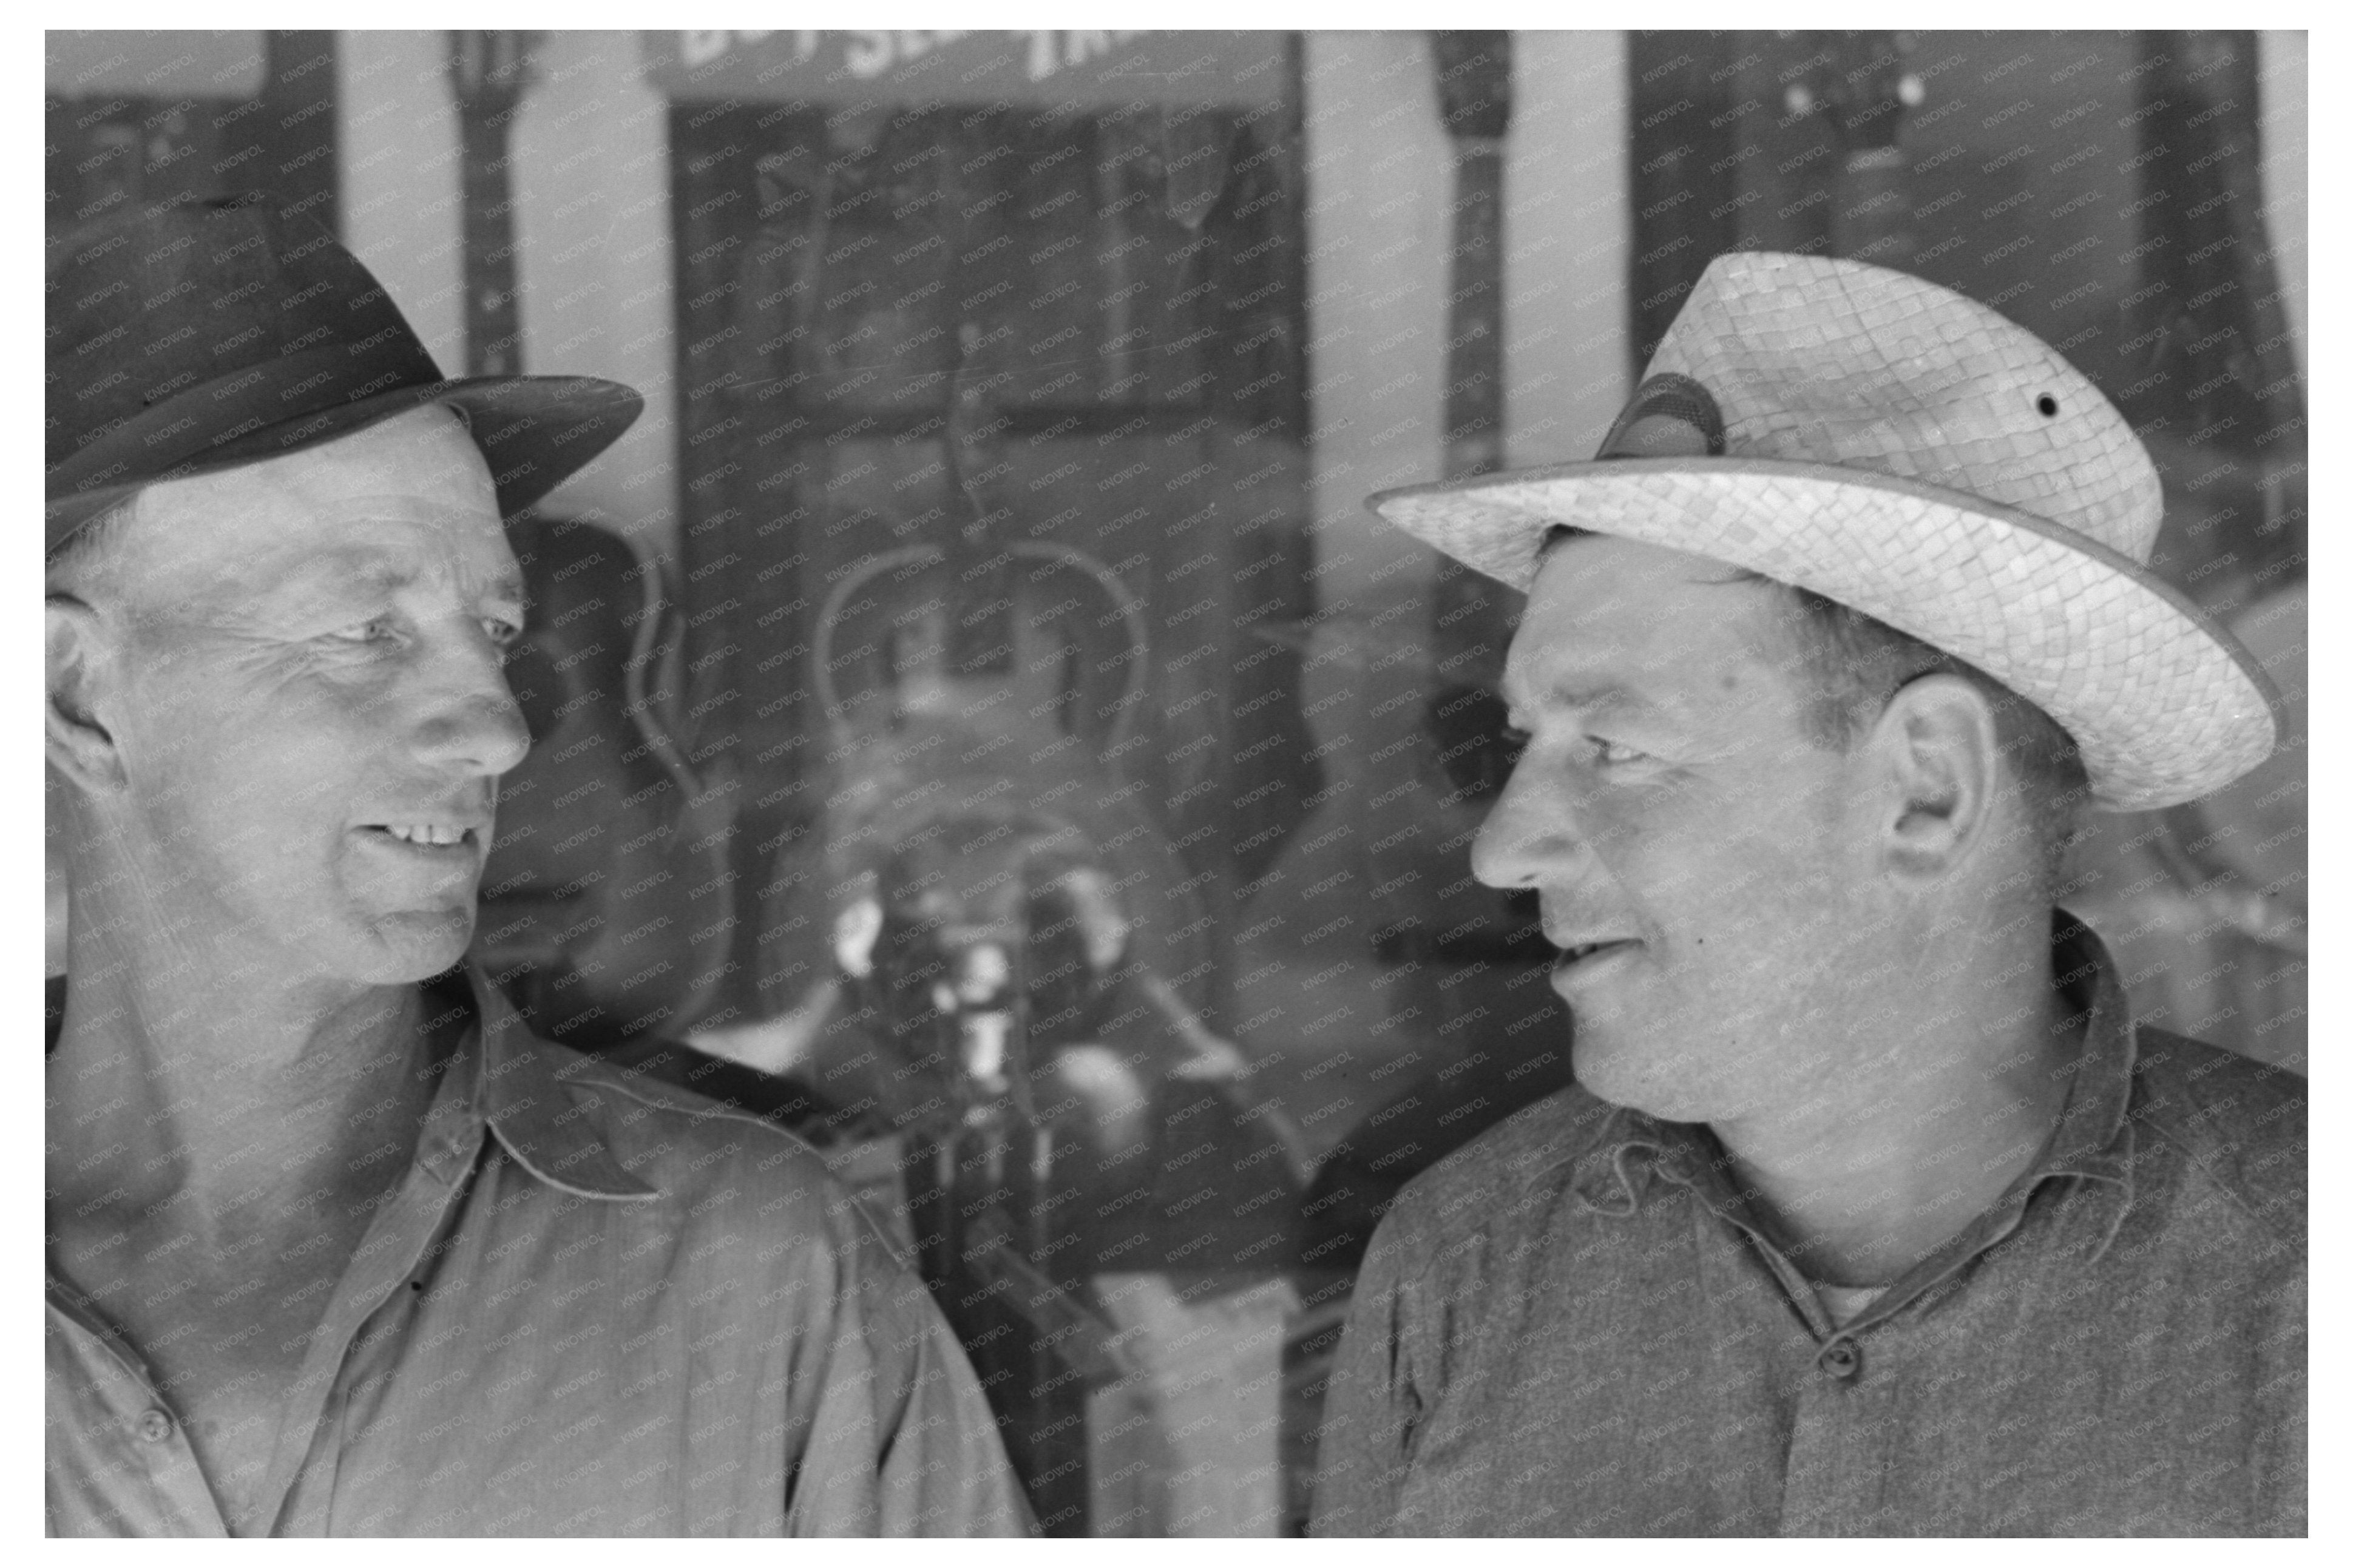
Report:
44,965,659,1205
2030,911,2136,1187
427,967,661,1203
1554,910,2139,1217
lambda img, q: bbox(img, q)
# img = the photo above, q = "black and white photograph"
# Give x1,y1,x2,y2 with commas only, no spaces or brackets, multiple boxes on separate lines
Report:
41,22,2310,1539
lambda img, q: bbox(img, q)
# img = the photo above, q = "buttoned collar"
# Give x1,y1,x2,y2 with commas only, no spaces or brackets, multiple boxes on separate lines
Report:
42,964,657,1391
410,966,661,1203
45,964,656,1203
1551,910,2139,1229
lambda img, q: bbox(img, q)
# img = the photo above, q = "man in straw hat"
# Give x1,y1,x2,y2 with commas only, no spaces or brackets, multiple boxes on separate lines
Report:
44,195,1027,1537
1312,252,2303,1536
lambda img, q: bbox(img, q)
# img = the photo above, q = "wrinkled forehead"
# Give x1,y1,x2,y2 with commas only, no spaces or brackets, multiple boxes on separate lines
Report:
117,407,513,606
1505,532,1794,705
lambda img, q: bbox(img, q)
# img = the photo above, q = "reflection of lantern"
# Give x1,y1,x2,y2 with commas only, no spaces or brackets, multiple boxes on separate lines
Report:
656,56,1326,1524
802,539,1212,1027
835,806,1262,1194
797,532,1300,1198
838,823,1131,1102
667,76,1323,1060
768,536,1306,1534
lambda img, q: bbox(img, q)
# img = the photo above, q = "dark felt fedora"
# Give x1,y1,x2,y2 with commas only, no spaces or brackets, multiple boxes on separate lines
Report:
46,193,643,552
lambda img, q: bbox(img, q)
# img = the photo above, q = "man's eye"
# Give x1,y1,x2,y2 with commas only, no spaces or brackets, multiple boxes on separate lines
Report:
328,617,397,644
1591,737,1650,766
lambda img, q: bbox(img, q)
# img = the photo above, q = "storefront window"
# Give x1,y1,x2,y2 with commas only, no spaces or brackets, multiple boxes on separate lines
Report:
650,32,1336,1535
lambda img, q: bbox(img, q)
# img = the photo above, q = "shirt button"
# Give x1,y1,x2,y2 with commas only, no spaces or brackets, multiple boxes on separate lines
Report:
137,1408,175,1443
1820,1340,1862,1381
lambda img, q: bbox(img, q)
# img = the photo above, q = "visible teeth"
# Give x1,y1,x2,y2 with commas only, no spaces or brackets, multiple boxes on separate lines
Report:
386,824,464,846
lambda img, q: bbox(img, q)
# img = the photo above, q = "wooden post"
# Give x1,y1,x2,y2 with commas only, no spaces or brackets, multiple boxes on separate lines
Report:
1426,30,1514,694
1430,31,1512,485
447,31,538,379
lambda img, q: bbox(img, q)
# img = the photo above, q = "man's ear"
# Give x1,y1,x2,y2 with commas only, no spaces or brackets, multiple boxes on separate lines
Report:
1869,672,2002,883
46,596,126,795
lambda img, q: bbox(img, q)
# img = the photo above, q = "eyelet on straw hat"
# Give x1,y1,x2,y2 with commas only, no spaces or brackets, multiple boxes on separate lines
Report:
1369,251,2281,813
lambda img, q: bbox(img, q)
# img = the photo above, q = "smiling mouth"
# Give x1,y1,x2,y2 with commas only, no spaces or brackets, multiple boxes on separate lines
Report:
1556,939,1636,965
361,823,481,851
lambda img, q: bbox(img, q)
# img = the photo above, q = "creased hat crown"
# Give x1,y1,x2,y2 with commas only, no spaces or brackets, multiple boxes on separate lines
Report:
46,194,643,552
47,196,438,492
1648,251,2164,563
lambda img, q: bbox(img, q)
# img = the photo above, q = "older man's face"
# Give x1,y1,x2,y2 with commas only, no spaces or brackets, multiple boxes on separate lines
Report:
93,407,528,988
1472,533,1889,1125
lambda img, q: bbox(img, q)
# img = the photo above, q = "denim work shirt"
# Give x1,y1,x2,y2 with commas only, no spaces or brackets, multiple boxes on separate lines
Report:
46,970,1033,1537
1312,916,2305,1536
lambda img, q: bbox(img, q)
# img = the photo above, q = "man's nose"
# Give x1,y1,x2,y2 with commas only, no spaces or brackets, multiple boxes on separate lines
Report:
1469,764,1586,891
409,627,532,778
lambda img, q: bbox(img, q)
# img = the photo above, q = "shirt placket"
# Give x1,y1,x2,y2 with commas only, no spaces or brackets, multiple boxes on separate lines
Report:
45,1285,229,1536
1662,1177,1846,1530
259,1071,492,1536
1661,1145,1976,1535
1771,1325,1895,1535
1666,1134,2114,1535
44,1207,473,1538
45,1031,492,1539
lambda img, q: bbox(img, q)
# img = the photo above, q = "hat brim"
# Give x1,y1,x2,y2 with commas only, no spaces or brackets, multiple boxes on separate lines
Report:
1370,456,2281,813
44,373,643,550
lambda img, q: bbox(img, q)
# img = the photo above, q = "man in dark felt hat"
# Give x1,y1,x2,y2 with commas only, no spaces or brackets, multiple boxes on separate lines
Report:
44,196,1029,1538
1311,253,2304,1536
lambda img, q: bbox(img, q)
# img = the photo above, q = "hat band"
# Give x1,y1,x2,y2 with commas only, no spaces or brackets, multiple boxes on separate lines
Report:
1593,371,1726,461
47,337,445,504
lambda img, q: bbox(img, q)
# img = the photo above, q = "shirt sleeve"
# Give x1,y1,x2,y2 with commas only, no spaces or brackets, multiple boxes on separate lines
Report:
784,1193,1035,1538
1309,1201,1426,1537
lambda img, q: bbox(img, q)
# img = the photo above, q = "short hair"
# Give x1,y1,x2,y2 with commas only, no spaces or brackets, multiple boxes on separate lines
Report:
1539,525,2088,891
45,496,137,595
46,409,476,596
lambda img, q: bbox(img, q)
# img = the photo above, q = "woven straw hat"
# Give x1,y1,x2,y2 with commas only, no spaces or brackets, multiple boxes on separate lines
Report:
1370,251,2280,812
